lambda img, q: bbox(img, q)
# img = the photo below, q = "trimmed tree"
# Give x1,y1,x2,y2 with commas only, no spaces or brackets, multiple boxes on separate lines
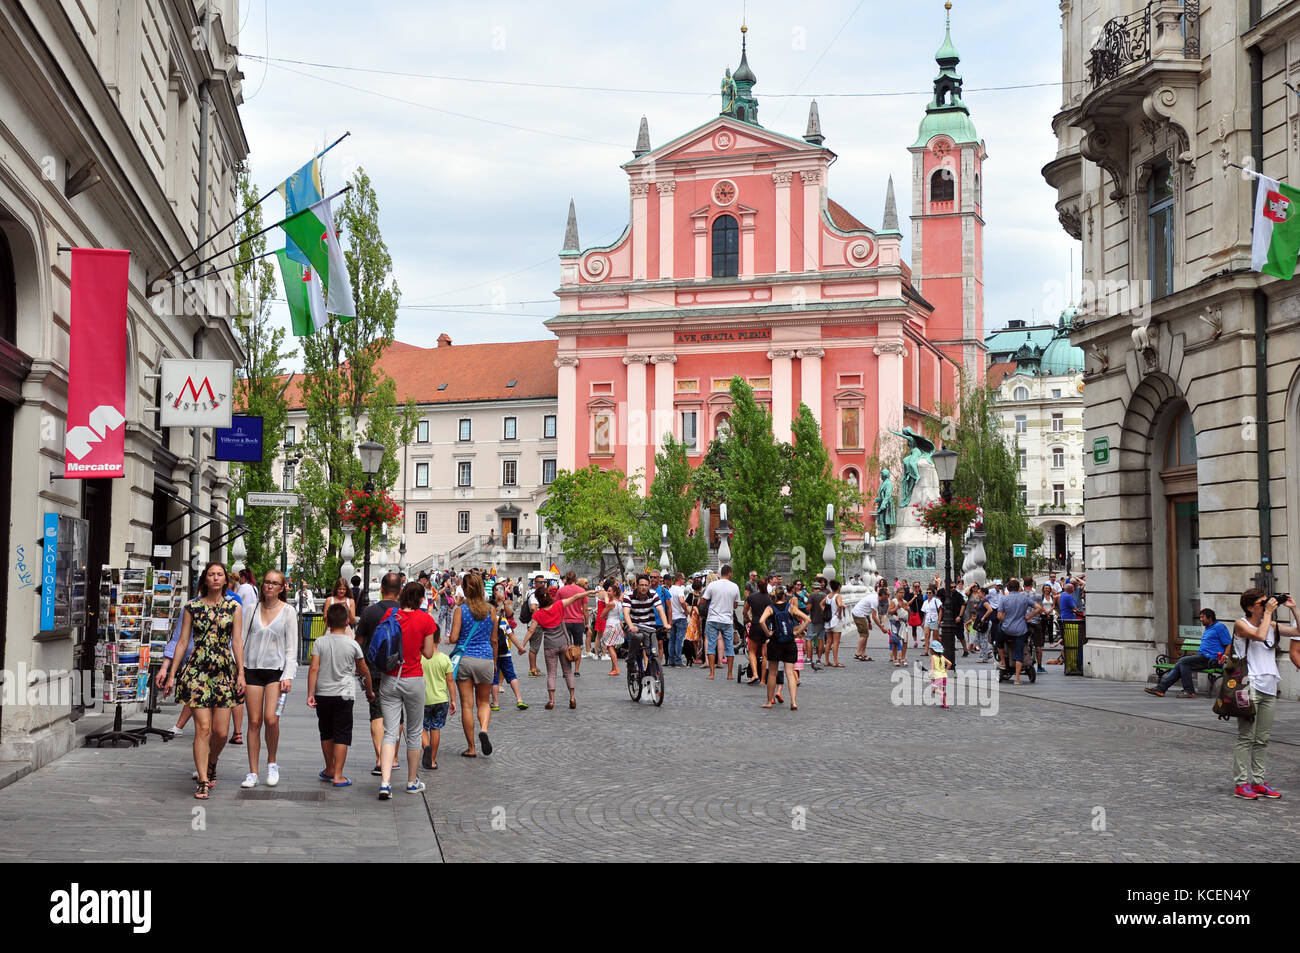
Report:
719,377,784,579
639,436,708,576
785,403,865,577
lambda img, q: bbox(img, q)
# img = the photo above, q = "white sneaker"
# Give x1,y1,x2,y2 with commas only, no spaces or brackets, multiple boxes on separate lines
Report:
240,773,258,789
266,763,280,787
169,724,185,736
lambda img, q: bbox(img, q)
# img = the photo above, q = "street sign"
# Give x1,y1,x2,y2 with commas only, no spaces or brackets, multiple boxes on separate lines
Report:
1012,544,1028,558
152,544,172,558
246,492,300,507
1092,436,1110,465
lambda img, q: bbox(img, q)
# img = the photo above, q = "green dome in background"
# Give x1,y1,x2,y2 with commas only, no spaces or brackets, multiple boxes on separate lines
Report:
1039,324,1085,376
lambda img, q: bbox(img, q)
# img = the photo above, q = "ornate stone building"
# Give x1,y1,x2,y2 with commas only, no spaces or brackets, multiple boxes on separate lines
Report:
1044,0,1300,696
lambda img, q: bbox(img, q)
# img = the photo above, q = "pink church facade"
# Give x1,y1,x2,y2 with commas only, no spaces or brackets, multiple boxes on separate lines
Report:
548,17,983,538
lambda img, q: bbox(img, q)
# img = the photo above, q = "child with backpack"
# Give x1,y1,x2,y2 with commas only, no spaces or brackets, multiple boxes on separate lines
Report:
308,602,375,787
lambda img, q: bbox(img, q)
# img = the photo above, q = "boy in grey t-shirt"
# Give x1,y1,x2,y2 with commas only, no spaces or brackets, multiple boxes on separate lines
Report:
309,603,375,786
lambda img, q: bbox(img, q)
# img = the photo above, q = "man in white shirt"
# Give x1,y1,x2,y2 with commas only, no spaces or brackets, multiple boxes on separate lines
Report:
702,565,742,681
666,573,688,667
851,588,887,662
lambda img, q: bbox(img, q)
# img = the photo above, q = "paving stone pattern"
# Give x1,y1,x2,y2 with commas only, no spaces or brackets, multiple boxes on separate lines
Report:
1,651,1296,862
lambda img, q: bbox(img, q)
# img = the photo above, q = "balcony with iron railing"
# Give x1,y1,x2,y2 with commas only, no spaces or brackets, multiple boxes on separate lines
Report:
1087,0,1200,88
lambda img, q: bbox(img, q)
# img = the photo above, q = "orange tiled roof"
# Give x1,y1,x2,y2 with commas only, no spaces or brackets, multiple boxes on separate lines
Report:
987,361,1019,389
274,338,558,410
827,198,870,232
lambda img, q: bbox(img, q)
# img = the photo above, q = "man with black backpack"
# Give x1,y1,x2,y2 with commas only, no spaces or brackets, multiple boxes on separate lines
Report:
356,573,402,778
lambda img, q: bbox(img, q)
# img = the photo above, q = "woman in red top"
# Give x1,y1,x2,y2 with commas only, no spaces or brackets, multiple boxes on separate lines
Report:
377,581,437,799
593,585,608,662
527,586,595,711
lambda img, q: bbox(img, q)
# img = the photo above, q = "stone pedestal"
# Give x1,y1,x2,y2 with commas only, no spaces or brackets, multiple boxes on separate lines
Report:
875,458,952,584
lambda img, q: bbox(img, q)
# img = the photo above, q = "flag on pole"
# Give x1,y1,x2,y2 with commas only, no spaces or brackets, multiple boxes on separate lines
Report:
1251,175,1300,279
275,249,327,336
281,198,356,319
278,157,323,267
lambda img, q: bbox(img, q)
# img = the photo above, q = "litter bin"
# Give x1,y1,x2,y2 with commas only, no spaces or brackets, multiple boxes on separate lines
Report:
299,612,325,664
1061,618,1085,676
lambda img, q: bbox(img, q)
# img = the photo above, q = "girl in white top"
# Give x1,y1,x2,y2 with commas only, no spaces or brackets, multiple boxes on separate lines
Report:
921,588,941,658
239,569,299,789
825,580,846,667
324,578,356,631
1231,591,1297,799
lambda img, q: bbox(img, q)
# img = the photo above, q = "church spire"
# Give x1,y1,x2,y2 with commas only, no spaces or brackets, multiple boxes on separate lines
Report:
803,100,824,146
720,24,760,125
633,116,650,158
562,199,579,253
881,176,900,233
911,1,979,147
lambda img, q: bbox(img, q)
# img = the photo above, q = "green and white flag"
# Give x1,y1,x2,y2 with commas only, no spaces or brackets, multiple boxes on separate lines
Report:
280,198,356,320
275,249,327,337
1251,175,1300,279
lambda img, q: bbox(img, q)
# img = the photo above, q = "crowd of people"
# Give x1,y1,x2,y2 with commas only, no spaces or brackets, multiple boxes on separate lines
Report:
153,558,1300,802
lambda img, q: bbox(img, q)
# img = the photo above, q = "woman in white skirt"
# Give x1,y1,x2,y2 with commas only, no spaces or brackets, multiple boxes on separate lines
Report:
825,580,847,667
599,580,625,676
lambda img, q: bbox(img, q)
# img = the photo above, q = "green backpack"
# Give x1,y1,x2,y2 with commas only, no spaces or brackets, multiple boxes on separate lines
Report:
1212,643,1255,722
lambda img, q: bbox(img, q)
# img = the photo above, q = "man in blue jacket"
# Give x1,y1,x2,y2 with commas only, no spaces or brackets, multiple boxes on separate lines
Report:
1145,607,1232,698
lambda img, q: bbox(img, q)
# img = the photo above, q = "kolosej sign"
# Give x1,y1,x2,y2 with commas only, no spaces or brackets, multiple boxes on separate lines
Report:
159,359,233,428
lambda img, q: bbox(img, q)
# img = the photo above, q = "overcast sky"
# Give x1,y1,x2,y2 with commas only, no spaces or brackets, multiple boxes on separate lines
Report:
236,0,1077,360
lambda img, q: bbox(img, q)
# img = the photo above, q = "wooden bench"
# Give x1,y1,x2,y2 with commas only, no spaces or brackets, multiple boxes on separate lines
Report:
1153,638,1222,691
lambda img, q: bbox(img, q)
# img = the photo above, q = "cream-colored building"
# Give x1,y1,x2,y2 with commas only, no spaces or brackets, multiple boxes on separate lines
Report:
0,0,248,770
1044,0,1300,695
986,315,1087,570
273,337,560,580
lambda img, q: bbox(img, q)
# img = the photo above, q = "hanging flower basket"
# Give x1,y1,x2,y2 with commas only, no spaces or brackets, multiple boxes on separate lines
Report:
337,488,402,533
913,497,979,537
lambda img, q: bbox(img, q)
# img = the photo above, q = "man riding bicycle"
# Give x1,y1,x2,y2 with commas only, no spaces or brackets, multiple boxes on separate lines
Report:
622,573,667,671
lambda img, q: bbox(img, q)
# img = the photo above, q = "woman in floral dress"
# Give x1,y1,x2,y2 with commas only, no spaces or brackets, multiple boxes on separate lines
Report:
165,562,246,799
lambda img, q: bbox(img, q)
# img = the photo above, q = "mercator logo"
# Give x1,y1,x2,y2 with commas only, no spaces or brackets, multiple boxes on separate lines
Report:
49,883,151,933
65,405,125,460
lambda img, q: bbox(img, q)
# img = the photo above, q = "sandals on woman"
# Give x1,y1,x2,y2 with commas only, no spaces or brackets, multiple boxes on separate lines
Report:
207,762,217,787
194,780,210,800
230,732,243,745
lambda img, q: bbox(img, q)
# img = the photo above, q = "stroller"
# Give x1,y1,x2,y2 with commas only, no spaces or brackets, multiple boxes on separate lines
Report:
997,624,1040,683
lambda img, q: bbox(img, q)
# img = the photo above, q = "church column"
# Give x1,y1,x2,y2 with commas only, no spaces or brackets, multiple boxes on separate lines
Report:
773,171,792,273
555,355,579,472
874,339,906,436
657,182,675,280
769,348,795,443
797,346,824,427
651,353,677,455
631,183,650,280
800,169,821,271
623,354,649,494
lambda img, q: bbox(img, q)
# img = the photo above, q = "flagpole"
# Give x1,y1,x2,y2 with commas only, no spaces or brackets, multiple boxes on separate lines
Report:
186,184,353,277
160,131,352,278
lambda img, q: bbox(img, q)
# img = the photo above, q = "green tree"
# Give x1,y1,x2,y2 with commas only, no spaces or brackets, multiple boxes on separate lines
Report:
538,465,643,579
229,169,290,572
785,403,865,577
639,436,708,575
948,382,1043,580
296,166,413,588
719,377,784,579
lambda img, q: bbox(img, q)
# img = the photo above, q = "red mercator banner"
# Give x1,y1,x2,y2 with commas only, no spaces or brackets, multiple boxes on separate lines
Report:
64,248,129,479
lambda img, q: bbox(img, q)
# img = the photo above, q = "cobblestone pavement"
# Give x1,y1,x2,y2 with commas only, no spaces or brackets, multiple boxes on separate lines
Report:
1,648,1297,862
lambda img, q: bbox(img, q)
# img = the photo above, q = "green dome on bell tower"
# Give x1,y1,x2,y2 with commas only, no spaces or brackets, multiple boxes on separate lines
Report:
720,25,760,125
912,2,979,147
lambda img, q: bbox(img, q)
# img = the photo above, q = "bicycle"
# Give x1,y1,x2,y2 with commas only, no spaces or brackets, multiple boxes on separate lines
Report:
626,628,665,706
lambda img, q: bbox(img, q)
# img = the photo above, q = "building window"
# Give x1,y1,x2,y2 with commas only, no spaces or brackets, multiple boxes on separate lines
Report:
593,412,614,455
1014,414,1027,434
1018,448,1027,470
711,214,739,278
415,511,428,534
1051,388,1062,399
1052,447,1065,468
841,407,862,449
503,417,517,440
458,418,472,441
457,511,470,534
542,459,557,484
930,169,954,203
458,461,472,487
416,420,429,443
974,172,981,207
1018,483,1028,506
1053,484,1065,507
502,460,517,486
282,463,295,491
415,462,429,488
1163,405,1198,467
284,426,296,446
1013,385,1030,401
1051,413,1064,432
681,411,699,452
1149,160,1174,299
543,414,557,439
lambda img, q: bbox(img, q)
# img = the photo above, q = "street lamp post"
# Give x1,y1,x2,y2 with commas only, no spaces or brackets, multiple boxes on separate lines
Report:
659,523,671,574
357,439,385,606
716,502,733,567
932,447,959,669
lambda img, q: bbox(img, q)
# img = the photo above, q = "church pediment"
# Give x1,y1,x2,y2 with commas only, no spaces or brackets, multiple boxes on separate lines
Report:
625,117,823,169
